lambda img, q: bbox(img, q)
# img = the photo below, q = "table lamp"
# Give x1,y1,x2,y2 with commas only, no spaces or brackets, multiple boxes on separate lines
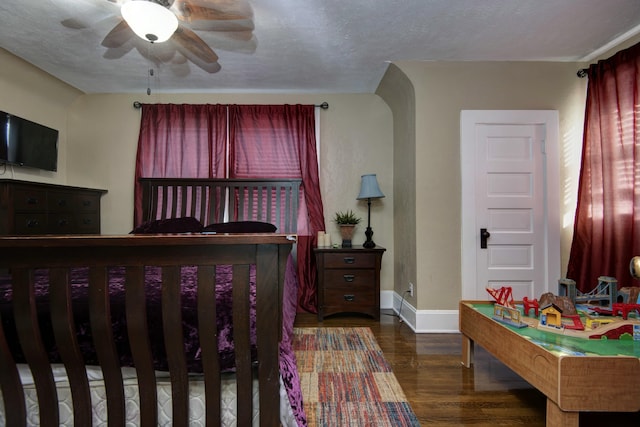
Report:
357,174,385,248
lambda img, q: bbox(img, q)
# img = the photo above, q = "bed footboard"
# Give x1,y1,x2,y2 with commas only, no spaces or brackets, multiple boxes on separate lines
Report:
0,234,293,427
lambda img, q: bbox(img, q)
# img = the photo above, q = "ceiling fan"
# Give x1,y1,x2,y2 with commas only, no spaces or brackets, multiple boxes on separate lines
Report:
57,0,256,75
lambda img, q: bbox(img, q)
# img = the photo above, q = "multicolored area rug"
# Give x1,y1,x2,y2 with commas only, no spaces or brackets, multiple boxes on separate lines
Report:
293,327,420,427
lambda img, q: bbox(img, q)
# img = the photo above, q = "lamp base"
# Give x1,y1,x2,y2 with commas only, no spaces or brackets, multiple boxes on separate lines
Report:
363,226,376,248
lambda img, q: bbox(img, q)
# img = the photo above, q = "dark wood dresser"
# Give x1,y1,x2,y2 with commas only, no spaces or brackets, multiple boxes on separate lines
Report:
0,180,107,235
314,245,385,320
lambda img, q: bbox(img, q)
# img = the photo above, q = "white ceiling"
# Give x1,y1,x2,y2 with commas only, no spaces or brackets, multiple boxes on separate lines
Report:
1,0,640,94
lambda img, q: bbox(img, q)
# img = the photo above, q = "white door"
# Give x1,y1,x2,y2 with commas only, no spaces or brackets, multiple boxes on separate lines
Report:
461,111,560,302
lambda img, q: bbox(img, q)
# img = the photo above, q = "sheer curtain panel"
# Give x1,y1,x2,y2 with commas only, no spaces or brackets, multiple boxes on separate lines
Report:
230,104,325,312
134,104,227,225
567,42,640,292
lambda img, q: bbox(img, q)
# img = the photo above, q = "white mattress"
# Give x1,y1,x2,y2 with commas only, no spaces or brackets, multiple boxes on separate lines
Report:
0,365,297,426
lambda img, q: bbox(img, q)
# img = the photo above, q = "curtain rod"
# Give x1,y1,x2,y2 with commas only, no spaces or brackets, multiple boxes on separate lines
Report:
132,101,329,109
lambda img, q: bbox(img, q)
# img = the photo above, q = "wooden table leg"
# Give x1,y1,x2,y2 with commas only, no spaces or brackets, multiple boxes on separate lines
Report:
461,334,474,368
546,399,578,427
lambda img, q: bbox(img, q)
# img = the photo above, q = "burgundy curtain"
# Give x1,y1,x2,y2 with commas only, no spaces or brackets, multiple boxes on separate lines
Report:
133,104,227,225
567,42,640,292
229,105,325,312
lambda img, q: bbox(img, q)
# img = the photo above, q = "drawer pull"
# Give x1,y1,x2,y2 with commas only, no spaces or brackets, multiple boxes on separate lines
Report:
57,199,67,207
343,274,355,282
26,219,39,228
82,200,92,207
26,197,38,205
343,257,356,264
58,219,68,226
344,294,355,302
82,218,92,225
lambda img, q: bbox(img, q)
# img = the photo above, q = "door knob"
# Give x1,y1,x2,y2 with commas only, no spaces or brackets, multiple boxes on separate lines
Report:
480,228,491,249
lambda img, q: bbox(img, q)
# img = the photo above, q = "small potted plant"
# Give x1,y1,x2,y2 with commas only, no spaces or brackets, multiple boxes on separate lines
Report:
334,210,361,247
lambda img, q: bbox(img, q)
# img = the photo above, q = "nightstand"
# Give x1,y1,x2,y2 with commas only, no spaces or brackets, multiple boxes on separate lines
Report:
314,245,385,320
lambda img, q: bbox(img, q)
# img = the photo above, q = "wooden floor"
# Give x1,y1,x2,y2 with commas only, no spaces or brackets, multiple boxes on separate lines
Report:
294,309,640,426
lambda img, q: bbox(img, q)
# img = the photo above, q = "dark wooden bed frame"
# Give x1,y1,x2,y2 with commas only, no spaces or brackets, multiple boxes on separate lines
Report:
0,178,302,426
0,234,293,427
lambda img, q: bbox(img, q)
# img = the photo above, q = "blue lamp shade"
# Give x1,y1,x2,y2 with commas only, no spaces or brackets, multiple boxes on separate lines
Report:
357,174,385,200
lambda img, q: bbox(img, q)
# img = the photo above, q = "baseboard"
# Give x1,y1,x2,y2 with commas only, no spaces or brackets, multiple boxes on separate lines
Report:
382,290,460,333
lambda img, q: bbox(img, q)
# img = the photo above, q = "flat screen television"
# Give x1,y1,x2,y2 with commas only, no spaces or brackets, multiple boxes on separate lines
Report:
0,111,58,172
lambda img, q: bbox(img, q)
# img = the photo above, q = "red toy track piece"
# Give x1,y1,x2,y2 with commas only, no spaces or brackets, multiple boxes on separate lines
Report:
522,296,539,316
486,286,515,308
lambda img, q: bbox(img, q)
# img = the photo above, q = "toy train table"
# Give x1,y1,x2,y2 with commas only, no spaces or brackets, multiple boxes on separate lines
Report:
459,301,640,427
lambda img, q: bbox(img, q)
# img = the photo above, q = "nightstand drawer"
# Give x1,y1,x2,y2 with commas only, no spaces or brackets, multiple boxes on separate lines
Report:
324,269,375,287
323,252,376,269
324,283,375,307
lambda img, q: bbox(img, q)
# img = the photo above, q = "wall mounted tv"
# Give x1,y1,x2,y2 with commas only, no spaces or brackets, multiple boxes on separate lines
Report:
0,111,58,172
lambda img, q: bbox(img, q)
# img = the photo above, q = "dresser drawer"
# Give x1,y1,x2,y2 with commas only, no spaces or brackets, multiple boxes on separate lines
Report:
14,213,47,234
76,193,101,212
48,213,77,233
48,191,75,212
324,269,375,287
323,252,376,269
14,188,47,211
75,213,101,233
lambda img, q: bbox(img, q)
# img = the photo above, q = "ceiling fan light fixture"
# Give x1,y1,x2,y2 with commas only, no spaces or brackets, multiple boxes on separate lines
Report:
121,0,179,43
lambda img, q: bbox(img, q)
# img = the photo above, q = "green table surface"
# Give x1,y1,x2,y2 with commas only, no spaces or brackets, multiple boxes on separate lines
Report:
469,302,640,358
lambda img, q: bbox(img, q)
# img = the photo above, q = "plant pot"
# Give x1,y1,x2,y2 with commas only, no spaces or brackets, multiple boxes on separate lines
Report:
338,224,356,247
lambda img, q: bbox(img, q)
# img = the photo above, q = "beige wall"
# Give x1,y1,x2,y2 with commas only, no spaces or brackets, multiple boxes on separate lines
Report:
0,48,82,185
379,61,587,310
376,64,417,306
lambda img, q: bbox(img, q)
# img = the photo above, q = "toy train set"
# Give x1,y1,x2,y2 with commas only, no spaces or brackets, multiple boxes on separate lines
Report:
487,276,640,340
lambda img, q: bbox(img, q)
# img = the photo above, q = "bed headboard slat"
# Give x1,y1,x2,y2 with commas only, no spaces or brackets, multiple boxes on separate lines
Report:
140,178,301,233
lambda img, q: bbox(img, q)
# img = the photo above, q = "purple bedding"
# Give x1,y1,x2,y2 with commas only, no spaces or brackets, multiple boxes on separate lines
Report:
0,254,307,426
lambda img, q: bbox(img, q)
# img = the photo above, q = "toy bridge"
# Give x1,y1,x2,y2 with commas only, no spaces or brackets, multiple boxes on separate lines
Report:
558,276,618,307
486,286,515,308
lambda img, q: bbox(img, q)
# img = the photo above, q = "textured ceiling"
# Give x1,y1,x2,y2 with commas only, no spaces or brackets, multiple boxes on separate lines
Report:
1,0,640,94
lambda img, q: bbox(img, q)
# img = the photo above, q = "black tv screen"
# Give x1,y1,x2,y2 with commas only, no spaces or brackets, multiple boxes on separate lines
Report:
0,111,58,172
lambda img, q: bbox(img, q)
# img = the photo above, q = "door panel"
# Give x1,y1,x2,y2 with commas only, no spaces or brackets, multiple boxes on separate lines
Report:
461,111,560,302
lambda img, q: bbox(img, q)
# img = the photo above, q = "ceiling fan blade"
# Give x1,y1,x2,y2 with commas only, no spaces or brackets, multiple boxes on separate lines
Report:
101,20,135,48
54,0,118,29
187,29,255,54
103,44,134,60
172,0,253,22
173,27,219,64
172,30,221,73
